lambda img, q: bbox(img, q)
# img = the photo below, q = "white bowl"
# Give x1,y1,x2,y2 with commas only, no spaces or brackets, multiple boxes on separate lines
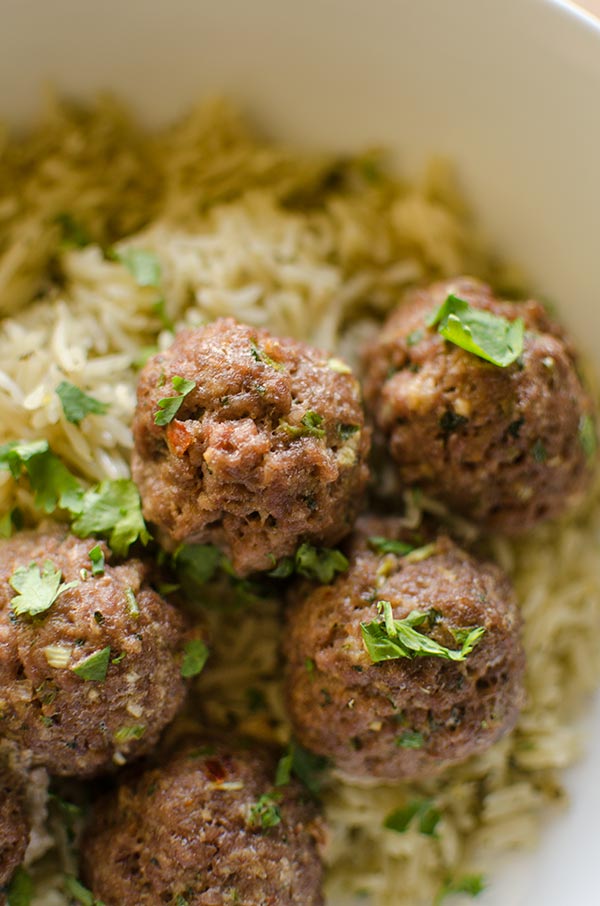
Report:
2,1,599,903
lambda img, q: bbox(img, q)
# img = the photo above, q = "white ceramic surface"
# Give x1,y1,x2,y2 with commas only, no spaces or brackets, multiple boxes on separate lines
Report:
2,1,599,903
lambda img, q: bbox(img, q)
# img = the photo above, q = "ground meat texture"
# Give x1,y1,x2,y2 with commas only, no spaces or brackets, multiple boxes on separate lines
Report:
0,762,29,893
81,741,325,906
132,318,370,576
283,519,525,780
0,530,193,778
363,277,597,533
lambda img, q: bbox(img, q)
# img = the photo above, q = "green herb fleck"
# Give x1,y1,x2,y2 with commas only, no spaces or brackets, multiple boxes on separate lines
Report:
174,543,222,592
114,724,146,744
368,537,416,556
71,479,150,556
395,730,425,749
275,752,293,787
337,423,360,441
55,213,91,250
115,248,162,287
133,345,159,369
181,639,209,678
579,414,597,461
55,381,109,425
249,340,285,371
295,543,349,583
7,866,34,906
406,328,424,347
154,375,197,426
327,357,352,374
427,294,524,367
124,587,139,617
153,298,174,331
361,601,485,664
288,741,329,796
88,545,105,576
532,439,548,463
384,798,441,836
435,874,486,904
10,561,78,617
248,792,282,830
63,875,104,906
280,411,326,439
72,647,111,682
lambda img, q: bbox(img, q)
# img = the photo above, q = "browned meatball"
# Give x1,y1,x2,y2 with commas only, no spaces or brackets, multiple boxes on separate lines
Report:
0,758,29,893
81,741,325,906
132,318,370,576
0,529,195,778
283,518,525,781
363,277,597,533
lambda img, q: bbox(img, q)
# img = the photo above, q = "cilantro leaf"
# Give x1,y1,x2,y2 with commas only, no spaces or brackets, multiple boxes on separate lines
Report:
294,544,348,583
368,537,416,556
54,213,91,250
0,439,84,513
7,866,34,906
435,874,486,904
63,875,105,906
384,798,441,836
286,741,329,796
361,602,485,664
181,639,209,678
275,752,293,787
56,381,109,425
72,647,111,682
428,294,524,367
579,414,597,461
154,375,196,426
280,411,326,439
0,439,50,479
10,560,78,617
115,248,162,287
88,545,105,576
395,730,425,749
174,543,222,591
114,724,146,743
248,792,282,830
71,479,151,556
249,340,285,371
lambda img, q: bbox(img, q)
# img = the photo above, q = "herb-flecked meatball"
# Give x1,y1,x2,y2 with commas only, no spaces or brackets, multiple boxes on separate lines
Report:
0,757,29,893
363,277,597,533
0,529,196,778
81,741,325,906
132,318,370,576
283,518,525,780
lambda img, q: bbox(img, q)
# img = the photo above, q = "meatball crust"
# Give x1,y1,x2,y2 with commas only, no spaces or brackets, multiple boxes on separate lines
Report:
81,741,325,906
0,759,29,892
284,518,525,781
132,318,370,576
363,277,597,533
0,530,193,778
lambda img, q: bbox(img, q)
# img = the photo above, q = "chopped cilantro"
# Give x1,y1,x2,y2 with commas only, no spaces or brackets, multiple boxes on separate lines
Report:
0,439,52,479
25,447,84,514
114,724,146,744
406,328,424,347
435,874,486,904
249,340,285,371
9,561,78,617
63,875,104,906
72,647,111,682
275,752,293,787
280,411,326,439
532,439,548,463
71,479,150,556
248,792,282,830
268,543,348,583
427,294,524,367
287,741,329,796
54,213,91,250
124,587,139,617
327,357,352,374
181,639,209,678
384,798,441,836
88,545,105,576
153,298,174,331
579,414,597,461
55,381,109,424
7,866,34,906
154,375,196,426
368,537,416,556
337,423,360,441
133,345,159,369
395,730,425,749
0,508,16,538
361,602,485,664
115,248,162,287
174,543,222,591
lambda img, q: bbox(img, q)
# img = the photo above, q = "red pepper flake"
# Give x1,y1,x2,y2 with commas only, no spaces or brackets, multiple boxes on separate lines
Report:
166,420,194,457
204,757,228,784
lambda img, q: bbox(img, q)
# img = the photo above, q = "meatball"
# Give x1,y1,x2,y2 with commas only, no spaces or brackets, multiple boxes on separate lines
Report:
0,758,29,892
363,277,597,533
283,518,525,780
81,740,325,906
132,318,370,576
0,529,194,777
